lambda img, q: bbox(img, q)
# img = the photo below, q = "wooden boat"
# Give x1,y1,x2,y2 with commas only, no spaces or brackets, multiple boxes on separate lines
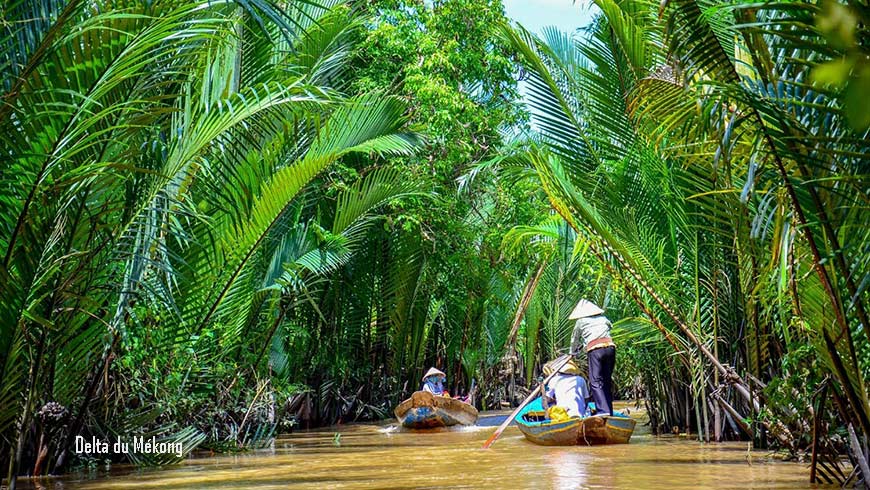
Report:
515,399,636,445
394,390,479,429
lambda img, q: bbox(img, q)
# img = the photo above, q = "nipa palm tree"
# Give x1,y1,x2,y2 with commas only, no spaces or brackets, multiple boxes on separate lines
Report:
0,0,420,483
499,0,868,474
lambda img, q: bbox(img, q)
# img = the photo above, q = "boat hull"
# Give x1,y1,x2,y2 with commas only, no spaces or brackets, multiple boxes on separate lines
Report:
516,409,636,445
394,391,479,429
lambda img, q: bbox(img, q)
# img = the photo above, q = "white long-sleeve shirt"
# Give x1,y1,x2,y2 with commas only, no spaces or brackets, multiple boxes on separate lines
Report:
570,314,612,353
546,373,590,418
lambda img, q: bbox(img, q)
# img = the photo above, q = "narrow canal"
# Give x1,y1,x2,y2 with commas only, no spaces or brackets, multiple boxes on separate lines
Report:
19,405,816,490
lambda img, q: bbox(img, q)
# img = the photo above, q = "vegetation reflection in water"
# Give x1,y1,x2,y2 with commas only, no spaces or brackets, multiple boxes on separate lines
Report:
22,408,814,490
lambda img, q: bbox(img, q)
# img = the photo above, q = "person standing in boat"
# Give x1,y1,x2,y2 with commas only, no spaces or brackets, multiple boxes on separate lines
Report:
569,299,615,416
421,367,450,397
543,358,590,418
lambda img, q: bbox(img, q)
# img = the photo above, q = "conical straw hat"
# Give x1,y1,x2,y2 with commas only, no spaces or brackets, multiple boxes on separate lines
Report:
422,367,446,381
543,358,583,376
568,299,604,320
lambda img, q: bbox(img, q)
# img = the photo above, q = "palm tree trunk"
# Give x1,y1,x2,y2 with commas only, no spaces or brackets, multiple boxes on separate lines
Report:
7,331,46,489
506,260,548,350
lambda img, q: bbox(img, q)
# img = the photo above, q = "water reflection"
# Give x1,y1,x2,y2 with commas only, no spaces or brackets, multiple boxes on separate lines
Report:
547,449,592,488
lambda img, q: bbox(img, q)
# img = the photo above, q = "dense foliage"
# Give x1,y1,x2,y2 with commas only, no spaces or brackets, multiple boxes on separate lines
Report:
0,0,424,481
274,0,544,423
1,0,868,487
490,0,869,484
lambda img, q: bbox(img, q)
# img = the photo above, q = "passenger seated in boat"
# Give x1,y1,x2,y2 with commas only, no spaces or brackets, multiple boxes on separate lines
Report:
543,358,590,418
421,367,450,397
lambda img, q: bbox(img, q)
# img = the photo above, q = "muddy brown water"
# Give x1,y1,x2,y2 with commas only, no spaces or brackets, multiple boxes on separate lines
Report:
18,403,816,490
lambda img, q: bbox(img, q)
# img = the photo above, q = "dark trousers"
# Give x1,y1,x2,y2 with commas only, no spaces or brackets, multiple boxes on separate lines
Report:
588,346,616,415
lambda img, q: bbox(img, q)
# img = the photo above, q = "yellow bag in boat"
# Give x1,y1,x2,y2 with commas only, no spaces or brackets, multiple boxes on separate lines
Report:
547,406,570,422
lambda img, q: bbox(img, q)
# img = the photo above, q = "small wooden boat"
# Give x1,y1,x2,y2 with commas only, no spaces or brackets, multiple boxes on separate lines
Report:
515,399,636,445
394,391,478,429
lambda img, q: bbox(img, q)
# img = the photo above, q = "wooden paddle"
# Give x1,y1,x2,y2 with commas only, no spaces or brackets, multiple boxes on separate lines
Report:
481,353,574,449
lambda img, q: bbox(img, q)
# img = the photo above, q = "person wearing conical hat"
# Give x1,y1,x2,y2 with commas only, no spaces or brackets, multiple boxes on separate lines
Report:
421,367,449,397
542,358,590,418
569,299,615,416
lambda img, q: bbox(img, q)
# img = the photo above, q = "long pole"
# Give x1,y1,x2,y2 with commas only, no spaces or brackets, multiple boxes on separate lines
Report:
482,354,573,449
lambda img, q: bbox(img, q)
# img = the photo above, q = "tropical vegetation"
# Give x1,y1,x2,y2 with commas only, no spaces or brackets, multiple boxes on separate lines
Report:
0,0,867,487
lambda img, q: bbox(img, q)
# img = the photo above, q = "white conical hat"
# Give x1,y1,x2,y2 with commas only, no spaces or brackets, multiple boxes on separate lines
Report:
422,367,446,381
568,299,604,319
